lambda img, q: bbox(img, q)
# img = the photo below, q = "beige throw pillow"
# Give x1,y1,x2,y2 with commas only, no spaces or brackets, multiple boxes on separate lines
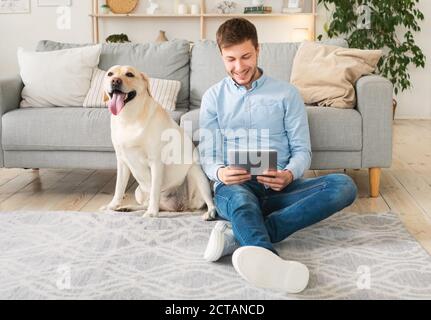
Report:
290,41,382,108
18,45,102,107
83,68,181,111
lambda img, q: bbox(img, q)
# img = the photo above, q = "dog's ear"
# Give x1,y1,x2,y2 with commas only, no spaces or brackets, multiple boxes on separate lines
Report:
141,72,152,97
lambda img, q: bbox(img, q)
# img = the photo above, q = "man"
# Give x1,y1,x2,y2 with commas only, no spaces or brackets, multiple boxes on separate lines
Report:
199,18,357,293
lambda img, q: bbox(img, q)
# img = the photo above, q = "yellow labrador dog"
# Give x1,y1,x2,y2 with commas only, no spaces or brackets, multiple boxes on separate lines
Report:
100,65,216,220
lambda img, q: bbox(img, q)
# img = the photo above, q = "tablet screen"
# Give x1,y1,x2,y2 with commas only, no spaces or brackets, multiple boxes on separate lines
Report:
227,149,277,176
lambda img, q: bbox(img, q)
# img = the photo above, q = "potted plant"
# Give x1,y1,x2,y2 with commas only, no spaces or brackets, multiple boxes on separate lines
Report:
317,0,426,118
105,33,131,43
100,4,110,14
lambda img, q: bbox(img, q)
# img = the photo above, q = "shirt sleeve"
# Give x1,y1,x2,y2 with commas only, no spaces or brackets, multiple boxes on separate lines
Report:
283,86,312,180
198,90,225,183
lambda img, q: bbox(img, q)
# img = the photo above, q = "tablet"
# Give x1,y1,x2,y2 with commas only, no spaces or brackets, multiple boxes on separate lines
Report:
227,149,277,176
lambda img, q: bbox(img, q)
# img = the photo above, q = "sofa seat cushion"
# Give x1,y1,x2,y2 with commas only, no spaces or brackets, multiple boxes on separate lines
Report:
168,108,188,123
2,107,113,152
2,107,188,152
180,106,362,151
307,107,362,151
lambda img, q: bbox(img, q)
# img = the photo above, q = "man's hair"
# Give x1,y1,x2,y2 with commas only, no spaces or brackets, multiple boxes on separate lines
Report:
216,18,259,50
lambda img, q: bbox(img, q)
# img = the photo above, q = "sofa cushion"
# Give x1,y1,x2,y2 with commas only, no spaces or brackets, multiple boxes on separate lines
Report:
83,68,181,111
2,107,188,152
306,107,362,151
36,40,191,110
18,45,102,108
180,106,362,151
189,41,226,110
189,38,348,109
291,41,382,108
168,108,188,124
2,107,112,152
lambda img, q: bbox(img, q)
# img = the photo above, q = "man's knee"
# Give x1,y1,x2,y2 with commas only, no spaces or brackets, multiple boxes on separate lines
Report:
235,191,259,205
219,186,259,211
326,173,358,205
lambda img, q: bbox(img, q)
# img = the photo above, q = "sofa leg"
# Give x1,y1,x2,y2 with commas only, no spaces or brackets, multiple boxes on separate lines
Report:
369,167,381,198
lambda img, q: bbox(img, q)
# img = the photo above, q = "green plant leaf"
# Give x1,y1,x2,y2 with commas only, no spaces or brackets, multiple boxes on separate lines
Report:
318,0,426,93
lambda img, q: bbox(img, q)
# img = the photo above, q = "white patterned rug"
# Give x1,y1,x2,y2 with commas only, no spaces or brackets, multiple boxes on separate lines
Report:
0,210,430,299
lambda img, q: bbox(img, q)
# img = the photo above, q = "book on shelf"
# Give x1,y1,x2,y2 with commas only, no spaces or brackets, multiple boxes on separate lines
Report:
244,6,272,14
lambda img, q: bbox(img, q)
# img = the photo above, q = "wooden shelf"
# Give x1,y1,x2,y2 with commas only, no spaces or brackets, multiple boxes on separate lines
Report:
203,13,316,17
91,0,317,43
90,13,315,18
89,14,201,18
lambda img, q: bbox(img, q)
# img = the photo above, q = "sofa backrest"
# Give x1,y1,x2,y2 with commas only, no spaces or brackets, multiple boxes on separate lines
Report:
36,38,348,111
36,40,191,110
189,38,348,110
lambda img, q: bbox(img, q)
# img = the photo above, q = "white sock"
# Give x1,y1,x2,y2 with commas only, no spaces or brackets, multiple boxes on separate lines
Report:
232,246,309,293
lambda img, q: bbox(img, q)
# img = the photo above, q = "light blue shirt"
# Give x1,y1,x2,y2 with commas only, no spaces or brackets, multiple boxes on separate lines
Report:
198,69,312,191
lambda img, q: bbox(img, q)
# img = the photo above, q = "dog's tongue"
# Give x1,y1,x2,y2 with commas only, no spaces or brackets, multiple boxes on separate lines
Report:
108,93,127,115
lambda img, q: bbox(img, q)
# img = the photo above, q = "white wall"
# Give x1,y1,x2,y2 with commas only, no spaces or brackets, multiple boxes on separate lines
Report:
0,0,92,75
1,0,430,118
391,0,431,119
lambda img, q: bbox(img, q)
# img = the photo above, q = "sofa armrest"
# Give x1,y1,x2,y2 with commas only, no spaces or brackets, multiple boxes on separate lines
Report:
180,108,200,143
355,75,393,168
0,75,23,167
0,76,23,115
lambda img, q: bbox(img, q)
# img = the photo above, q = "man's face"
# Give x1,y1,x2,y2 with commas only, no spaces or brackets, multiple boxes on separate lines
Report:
221,39,259,88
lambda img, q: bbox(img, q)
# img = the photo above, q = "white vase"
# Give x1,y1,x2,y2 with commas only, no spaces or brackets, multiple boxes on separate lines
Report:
190,4,200,15
251,0,264,6
178,3,188,15
100,6,110,14
146,1,159,15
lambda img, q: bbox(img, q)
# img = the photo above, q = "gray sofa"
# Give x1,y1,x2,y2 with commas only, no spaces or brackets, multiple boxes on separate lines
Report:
0,39,392,197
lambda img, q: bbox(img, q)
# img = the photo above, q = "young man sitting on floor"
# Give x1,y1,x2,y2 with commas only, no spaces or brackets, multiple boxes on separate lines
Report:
199,18,357,293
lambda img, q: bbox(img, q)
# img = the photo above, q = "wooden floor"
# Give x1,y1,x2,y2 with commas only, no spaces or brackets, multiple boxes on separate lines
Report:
1,120,431,255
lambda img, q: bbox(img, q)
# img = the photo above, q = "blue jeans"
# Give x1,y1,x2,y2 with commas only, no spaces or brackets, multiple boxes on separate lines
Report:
214,173,358,254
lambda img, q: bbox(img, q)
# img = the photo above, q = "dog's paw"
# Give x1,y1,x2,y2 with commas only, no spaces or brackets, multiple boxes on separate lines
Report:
116,204,146,212
99,201,121,212
142,209,159,218
202,207,217,221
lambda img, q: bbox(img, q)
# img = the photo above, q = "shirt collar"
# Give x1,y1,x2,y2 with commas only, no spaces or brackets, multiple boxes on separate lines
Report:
229,67,266,92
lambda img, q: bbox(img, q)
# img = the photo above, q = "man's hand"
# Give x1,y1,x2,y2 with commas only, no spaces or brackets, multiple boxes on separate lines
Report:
217,167,252,185
256,169,294,191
